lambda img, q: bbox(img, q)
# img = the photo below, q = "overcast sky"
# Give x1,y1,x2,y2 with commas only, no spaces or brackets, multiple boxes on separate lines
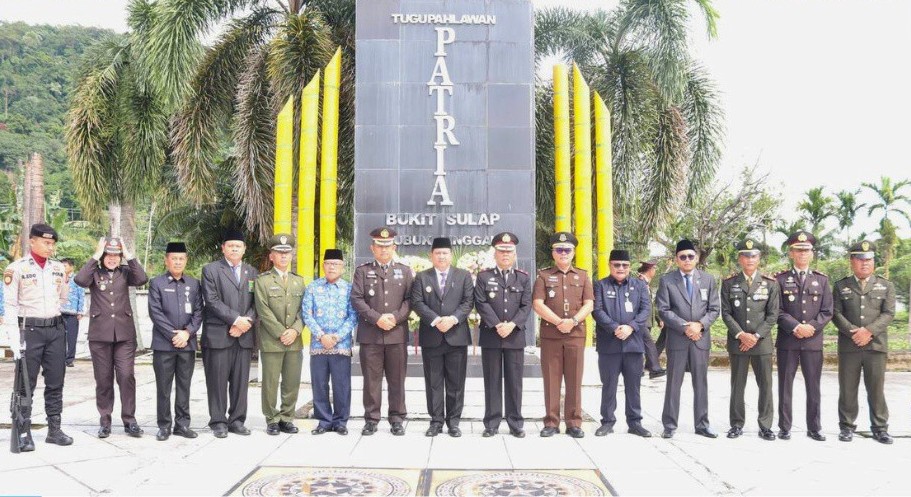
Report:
3,0,910,238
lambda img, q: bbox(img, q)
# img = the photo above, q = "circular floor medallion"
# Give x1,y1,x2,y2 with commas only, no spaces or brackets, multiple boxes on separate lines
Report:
242,468,411,496
434,471,605,497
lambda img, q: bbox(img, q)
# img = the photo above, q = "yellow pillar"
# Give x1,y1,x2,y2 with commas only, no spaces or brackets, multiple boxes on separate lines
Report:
273,96,294,235
319,48,341,274
298,72,321,345
594,92,614,280
553,64,571,232
572,64,594,346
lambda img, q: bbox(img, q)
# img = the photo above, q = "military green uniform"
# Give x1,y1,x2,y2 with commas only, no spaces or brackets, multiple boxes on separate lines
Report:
254,236,306,427
721,269,780,435
833,241,895,438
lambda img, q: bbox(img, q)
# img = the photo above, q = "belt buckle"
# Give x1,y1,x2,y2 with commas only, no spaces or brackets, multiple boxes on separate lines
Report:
563,302,570,313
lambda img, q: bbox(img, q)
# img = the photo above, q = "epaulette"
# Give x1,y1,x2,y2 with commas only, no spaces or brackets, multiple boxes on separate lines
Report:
761,273,776,281
774,269,790,277
811,269,827,277
357,261,373,268
515,268,528,275
723,271,739,281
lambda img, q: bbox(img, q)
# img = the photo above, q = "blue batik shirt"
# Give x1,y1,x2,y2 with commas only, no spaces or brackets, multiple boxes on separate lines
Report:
61,276,86,315
302,277,357,356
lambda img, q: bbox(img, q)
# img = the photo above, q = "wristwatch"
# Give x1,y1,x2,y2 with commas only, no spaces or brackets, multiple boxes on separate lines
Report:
571,318,580,326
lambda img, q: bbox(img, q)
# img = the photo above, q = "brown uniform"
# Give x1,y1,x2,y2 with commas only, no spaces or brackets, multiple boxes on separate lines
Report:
533,266,594,429
350,260,413,425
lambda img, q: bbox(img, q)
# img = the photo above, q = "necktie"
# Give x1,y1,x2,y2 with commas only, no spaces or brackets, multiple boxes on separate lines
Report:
503,270,510,286
745,274,752,287
860,278,867,291
440,271,447,296
234,264,241,284
684,273,693,298
799,270,806,285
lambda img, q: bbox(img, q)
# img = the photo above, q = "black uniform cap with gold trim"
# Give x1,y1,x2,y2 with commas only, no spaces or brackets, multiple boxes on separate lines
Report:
786,230,816,250
550,231,578,249
848,239,876,260
104,237,123,255
269,233,295,253
491,232,518,252
369,227,396,246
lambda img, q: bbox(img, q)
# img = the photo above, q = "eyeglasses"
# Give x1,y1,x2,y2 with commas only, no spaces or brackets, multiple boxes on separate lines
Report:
324,261,344,267
677,253,696,261
554,248,573,255
610,262,630,268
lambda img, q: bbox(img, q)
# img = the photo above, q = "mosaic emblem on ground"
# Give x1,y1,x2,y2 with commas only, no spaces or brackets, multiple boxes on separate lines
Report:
431,470,611,496
236,468,413,496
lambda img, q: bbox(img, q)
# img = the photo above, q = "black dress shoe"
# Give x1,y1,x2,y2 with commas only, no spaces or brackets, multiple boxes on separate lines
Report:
482,428,497,437
125,423,144,438
759,429,776,441
335,426,349,436
838,428,853,442
66,360,74,368
628,425,652,438
566,427,585,438
425,424,442,437
173,426,198,439
213,425,228,438
390,422,405,436
807,431,826,442
649,369,667,379
695,428,718,439
156,428,171,441
228,424,251,436
267,423,280,436
98,426,111,439
448,427,462,438
661,429,674,439
595,424,614,437
778,430,791,440
311,425,331,435
727,427,743,439
540,426,559,437
872,431,894,445
362,422,378,436
510,429,526,438
279,421,299,434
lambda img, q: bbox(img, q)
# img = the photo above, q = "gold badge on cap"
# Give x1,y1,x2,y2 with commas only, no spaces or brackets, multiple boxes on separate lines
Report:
798,233,808,242
280,235,288,245
559,233,567,242
862,241,870,251
503,234,511,243
380,229,389,238
745,240,754,249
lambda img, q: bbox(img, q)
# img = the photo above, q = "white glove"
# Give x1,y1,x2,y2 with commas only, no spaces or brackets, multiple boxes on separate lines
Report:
4,324,22,360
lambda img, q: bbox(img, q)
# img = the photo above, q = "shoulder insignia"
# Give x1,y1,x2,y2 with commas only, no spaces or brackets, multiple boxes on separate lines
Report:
357,261,373,268
774,270,789,277
811,270,827,277
515,268,528,275
761,274,776,281
3,269,12,285
723,272,738,281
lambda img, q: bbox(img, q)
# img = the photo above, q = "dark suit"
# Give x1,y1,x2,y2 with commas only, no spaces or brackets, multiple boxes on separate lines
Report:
721,273,779,431
593,276,651,428
201,259,258,430
474,267,532,432
74,258,148,428
833,275,895,432
656,269,720,432
410,266,474,428
148,273,203,430
350,260,413,425
775,268,832,433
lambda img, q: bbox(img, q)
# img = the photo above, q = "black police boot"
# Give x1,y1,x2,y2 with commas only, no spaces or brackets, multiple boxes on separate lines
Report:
19,424,35,452
46,415,74,446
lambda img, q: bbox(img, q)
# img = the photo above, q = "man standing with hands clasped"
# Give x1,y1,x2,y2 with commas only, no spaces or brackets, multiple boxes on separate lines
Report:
656,239,720,439
720,238,779,441
833,240,895,444
201,230,258,438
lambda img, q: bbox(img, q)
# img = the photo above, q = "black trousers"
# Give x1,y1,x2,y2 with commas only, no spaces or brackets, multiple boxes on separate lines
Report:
642,327,662,372
598,352,644,428
89,339,137,427
63,314,79,363
153,350,196,429
202,342,252,429
777,348,823,432
422,341,467,428
481,347,524,431
23,322,66,417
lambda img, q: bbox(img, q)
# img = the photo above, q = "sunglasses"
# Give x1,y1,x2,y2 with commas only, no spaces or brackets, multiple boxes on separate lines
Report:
610,262,630,268
554,248,573,255
677,253,696,261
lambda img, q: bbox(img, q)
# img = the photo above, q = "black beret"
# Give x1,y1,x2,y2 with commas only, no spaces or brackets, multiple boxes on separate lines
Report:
675,239,696,254
785,230,816,249
609,249,630,262
550,231,578,247
323,248,344,261
222,229,245,244
431,237,452,250
165,242,187,254
29,223,58,241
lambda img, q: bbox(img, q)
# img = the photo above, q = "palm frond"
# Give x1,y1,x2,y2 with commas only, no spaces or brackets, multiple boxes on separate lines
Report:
681,62,723,203
640,105,687,236
617,0,691,102
267,10,334,104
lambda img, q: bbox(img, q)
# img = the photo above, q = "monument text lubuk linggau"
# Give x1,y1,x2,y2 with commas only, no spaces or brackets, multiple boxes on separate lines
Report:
355,0,535,267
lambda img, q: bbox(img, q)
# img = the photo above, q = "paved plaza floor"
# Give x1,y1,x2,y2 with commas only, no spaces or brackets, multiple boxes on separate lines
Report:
1,349,910,496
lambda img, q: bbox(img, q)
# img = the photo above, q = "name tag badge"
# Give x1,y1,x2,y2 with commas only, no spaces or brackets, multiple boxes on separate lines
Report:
624,301,634,313
700,288,708,301
184,302,193,314
164,288,176,292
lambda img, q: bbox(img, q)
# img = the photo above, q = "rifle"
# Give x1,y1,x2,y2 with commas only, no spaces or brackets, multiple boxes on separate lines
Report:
9,351,32,453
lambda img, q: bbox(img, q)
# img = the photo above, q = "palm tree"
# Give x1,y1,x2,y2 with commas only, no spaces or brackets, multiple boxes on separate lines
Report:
797,187,835,234
141,0,343,243
534,1,724,245
862,176,911,278
835,188,866,244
